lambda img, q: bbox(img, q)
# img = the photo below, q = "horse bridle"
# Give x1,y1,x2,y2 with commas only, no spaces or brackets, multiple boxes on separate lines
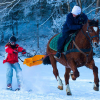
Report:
73,22,99,63
86,23,99,44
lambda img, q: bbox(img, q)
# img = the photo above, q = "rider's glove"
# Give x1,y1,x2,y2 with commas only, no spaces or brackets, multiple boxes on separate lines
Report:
22,49,26,54
78,17,84,25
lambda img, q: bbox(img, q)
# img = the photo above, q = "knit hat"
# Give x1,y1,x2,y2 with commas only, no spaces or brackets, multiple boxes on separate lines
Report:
71,6,81,15
9,36,16,43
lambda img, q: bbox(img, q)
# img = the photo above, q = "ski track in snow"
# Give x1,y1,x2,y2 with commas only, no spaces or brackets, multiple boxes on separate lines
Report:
0,56,100,100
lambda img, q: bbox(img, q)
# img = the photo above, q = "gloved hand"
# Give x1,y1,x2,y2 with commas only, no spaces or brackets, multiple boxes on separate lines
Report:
78,17,84,25
13,50,18,54
22,49,26,54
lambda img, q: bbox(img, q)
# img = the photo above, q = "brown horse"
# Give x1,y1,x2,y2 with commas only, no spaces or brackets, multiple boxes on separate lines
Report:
43,20,99,95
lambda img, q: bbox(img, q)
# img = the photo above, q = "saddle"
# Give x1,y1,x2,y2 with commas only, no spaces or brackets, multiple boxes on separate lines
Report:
49,33,76,52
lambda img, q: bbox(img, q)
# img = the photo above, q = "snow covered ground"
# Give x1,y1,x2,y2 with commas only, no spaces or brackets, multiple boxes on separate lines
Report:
0,56,100,100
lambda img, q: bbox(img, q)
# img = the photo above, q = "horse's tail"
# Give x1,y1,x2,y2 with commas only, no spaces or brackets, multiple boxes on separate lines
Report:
43,55,51,65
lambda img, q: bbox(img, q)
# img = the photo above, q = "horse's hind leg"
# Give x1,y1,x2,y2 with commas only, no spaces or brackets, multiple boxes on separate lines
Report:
86,60,99,91
49,55,63,90
65,68,72,95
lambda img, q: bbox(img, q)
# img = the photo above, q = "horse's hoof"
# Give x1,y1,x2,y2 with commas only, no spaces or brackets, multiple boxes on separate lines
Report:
58,86,63,90
93,83,99,91
71,74,76,80
67,92,72,95
93,86,99,91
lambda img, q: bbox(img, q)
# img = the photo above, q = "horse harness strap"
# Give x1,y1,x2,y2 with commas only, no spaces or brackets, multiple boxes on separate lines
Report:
85,24,99,42
73,41,88,56
72,40,92,63
63,42,92,63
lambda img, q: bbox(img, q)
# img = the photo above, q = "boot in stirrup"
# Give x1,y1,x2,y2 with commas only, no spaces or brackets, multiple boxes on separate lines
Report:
54,51,61,59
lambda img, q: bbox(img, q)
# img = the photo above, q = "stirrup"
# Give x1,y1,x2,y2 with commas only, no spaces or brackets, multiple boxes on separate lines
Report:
54,52,61,59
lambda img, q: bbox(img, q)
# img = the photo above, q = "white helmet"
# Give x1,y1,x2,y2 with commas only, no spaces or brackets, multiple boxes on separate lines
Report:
71,6,81,15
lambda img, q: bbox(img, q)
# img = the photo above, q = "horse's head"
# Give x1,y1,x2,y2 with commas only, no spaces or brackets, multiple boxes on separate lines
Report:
86,20,99,48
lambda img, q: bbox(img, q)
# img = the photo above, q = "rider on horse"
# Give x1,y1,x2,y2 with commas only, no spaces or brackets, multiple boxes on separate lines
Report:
54,6,88,59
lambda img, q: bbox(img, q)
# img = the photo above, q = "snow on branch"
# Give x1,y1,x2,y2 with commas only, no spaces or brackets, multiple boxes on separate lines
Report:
32,0,39,5
0,0,21,17
86,7,100,15
83,0,96,12
39,6,57,28
0,0,15,5
0,0,16,13
8,0,20,14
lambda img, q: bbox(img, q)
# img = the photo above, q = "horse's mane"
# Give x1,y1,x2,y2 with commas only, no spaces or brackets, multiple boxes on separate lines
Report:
88,20,98,27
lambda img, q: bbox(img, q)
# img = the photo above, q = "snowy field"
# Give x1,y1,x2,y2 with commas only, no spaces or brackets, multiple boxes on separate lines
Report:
0,56,100,100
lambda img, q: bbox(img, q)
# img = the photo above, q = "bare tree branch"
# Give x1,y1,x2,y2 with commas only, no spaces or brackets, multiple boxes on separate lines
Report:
78,0,82,9
8,0,20,14
39,6,57,28
0,0,16,13
86,7,100,15
67,0,70,12
96,0,100,14
75,0,79,6
0,0,15,5
83,0,96,12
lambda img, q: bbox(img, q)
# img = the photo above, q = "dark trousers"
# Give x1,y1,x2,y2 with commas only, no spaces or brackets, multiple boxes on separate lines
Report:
57,32,70,52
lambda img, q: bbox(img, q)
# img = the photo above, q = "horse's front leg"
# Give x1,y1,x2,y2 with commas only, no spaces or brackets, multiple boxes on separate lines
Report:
86,59,99,91
65,68,72,95
68,59,80,80
49,55,63,90
57,76,63,90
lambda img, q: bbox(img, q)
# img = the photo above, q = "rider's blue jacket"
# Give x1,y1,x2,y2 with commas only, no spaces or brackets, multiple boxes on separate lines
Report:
62,13,88,34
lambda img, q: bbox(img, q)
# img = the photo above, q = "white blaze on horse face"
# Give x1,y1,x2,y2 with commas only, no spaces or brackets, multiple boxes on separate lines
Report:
93,27,98,32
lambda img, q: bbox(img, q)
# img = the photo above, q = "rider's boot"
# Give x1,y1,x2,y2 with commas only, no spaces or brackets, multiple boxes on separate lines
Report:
54,50,61,59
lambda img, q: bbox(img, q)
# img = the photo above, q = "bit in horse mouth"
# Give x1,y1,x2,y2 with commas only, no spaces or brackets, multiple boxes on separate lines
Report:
93,42,99,48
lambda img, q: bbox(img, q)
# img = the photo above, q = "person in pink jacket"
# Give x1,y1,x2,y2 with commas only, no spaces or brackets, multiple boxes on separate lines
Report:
3,36,26,90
